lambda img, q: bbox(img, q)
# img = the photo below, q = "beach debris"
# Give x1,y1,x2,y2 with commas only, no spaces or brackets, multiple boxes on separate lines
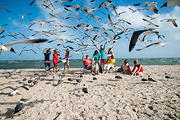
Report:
82,84,88,93
76,79,81,83
13,98,25,114
115,75,122,79
28,80,33,83
23,77,27,81
33,80,38,85
68,78,73,81
93,77,97,80
1,86,29,95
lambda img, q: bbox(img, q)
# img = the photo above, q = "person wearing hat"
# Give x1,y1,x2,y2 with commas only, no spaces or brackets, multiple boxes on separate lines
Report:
104,54,116,73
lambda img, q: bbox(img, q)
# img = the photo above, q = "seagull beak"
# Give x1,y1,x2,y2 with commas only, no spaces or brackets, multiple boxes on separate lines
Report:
10,48,16,54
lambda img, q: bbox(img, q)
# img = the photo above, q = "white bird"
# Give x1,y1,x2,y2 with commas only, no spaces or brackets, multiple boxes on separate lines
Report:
0,39,48,54
1,86,29,95
13,98,25,114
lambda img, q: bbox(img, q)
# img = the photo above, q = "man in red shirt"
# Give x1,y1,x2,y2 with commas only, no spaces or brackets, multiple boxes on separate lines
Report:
82,53,92,70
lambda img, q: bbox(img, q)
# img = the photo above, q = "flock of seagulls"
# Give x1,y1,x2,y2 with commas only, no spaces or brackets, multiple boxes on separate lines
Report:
0,0,179,55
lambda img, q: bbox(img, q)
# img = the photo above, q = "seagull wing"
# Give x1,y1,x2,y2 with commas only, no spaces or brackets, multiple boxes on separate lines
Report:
2,86,15,91
29,0,37,6
17,86,29,90
171,20,178,27
129,29,150,52
4,39,48,47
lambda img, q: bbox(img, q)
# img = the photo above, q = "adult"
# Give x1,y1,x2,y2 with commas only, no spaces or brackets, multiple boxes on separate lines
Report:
120,59,131,74
92,50,101,75
43,48,51,71
82,53,92,70
131,59,143,76
104,54,115,73
64,49,70,73
53,49,60,72
95,42,107,72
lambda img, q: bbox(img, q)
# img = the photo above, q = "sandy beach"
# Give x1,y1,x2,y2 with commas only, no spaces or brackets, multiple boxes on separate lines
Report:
0,65,180,120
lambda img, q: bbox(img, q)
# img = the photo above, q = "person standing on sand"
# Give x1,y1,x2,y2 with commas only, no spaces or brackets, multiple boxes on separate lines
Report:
53,49,60,72
64,49,70,73
43,48,51,71
94,42,107,72
82,53,92,70
91,50,101,75
131,59,143,76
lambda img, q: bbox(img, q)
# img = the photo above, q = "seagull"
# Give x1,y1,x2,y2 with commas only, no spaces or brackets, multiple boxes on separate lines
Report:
29,0,37,6
129,29,151,52
165,73,174,79
19,49,37,56
161,19,178,27
142,18,159,27
1,86,29,95
160,0,180,8
0,39,48,54
13,98,25,114
141,76,148,81
82,84,88,93
148,75,156,82
136,42,166,51
134,2,158,13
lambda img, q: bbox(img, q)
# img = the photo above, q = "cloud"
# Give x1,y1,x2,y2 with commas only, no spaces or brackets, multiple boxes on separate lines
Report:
110,5,180,57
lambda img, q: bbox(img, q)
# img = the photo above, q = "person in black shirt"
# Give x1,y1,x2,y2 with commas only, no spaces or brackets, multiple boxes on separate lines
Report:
43,48,51,71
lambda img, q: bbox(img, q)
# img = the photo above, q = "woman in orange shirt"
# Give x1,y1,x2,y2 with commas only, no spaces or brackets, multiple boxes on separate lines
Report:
82,53,92,70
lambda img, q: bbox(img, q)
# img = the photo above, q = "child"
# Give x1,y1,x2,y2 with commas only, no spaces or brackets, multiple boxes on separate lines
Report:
91,50,101,75
53,50,60,72
82,53,92,70
64,49,70,73
131,59,143,76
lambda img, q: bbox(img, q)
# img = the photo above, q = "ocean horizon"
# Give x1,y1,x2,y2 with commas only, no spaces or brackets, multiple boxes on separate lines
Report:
0,57,180,69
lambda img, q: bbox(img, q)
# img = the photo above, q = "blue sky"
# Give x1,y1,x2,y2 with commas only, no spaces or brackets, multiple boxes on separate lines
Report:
0,0,180,60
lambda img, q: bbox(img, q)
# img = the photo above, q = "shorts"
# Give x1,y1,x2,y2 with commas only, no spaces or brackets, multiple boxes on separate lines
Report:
44,63,50,68
101,59,106,63
104,64,112,70
84,65,91,70
66,58,69,63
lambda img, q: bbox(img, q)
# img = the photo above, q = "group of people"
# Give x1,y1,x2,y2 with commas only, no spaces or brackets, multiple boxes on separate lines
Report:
43,44,143,76
43,48,70,72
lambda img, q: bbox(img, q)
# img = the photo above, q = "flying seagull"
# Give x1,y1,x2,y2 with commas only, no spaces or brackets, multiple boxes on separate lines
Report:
160,0,180,8
1,86,29,95
134,2,158,13
136,42,166,51
142,18,159,27
129,29,151,52
161,19,178,27
0,39,48,54
19,49,37,56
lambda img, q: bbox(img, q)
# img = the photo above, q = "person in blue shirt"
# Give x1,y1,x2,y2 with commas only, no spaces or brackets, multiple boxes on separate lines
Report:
91,50,101,75
94,42,107,72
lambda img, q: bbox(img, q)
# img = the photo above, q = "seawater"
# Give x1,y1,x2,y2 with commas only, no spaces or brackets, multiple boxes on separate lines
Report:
0,58,180,69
